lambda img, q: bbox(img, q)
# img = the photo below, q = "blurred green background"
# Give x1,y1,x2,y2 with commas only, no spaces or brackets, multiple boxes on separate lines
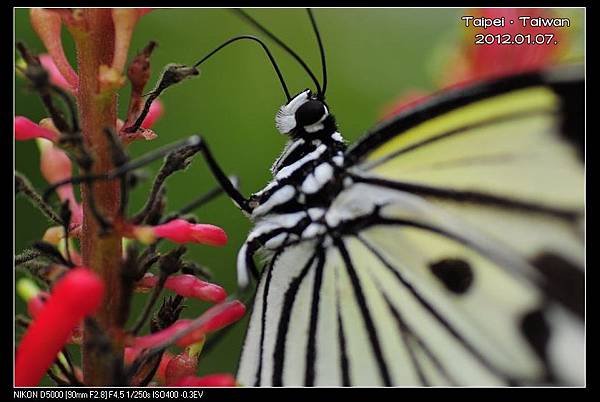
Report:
14,8,583,383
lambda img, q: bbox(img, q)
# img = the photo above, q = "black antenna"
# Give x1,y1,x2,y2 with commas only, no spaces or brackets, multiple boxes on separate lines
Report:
307,9,327,98
194,35,291,102
234,8,323,97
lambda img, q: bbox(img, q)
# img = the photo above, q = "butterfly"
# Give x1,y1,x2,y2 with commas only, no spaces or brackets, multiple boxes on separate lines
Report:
188,10,585,386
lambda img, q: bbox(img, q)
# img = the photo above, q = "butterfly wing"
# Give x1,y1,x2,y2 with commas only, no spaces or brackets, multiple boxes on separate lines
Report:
341,67,584,384
238,211,583,386
345,67,584,303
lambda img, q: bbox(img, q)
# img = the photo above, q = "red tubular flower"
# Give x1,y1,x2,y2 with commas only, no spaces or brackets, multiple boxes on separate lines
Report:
29,8,79,89
138,273,227,303
15,268,105,386
152,220,228,246
131,300,246,349
177,300,246,346
130,219,228,246
172,374,237,387
14,116,58,142
132,320,190,349
23,286,82,344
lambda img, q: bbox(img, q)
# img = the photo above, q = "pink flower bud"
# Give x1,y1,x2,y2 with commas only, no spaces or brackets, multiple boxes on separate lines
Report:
131,300,246,349
141,100,164,129
132,320,191,350
14,116,58,142
138,273,227,303
30,8,78,89
151,219,228,246
172,374,237,387
15,268,104,386
39,54,73,92
37,139,72,190
37,139,83,227
177,301,246,347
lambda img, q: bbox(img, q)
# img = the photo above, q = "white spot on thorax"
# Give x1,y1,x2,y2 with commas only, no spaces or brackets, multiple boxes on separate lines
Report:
314,163,333,183
252,185,295,217
331,132,343,142
271,138,305,175
301,163,334,195
264,233,288,249
275,144,327,180
301,223,326,239
250,211,307,240
307,207,325,220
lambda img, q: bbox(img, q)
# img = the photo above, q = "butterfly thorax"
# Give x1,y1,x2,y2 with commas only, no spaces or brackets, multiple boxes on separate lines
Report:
246,90,349,250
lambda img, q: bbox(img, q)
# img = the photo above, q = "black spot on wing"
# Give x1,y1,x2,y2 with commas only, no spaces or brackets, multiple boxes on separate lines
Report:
530,252,584,318
357,235,518,384
520,309,553,382
429,258,474,294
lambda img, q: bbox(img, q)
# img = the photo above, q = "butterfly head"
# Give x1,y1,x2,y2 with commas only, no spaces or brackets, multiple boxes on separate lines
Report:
275,89,330,136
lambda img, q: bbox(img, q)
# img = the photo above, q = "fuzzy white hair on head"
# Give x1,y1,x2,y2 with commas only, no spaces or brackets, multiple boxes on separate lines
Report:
275,90,310,134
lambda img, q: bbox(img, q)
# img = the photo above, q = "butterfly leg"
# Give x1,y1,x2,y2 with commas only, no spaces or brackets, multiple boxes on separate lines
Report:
188,135,252,214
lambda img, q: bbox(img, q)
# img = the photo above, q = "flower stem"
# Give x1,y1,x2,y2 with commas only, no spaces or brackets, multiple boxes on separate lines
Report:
73,9,125,386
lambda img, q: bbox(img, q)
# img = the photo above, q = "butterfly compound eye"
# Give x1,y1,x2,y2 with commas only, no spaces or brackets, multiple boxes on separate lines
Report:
295,100,327,127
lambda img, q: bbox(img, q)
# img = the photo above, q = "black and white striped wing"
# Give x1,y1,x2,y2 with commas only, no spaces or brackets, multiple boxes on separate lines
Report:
237,198,583,386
